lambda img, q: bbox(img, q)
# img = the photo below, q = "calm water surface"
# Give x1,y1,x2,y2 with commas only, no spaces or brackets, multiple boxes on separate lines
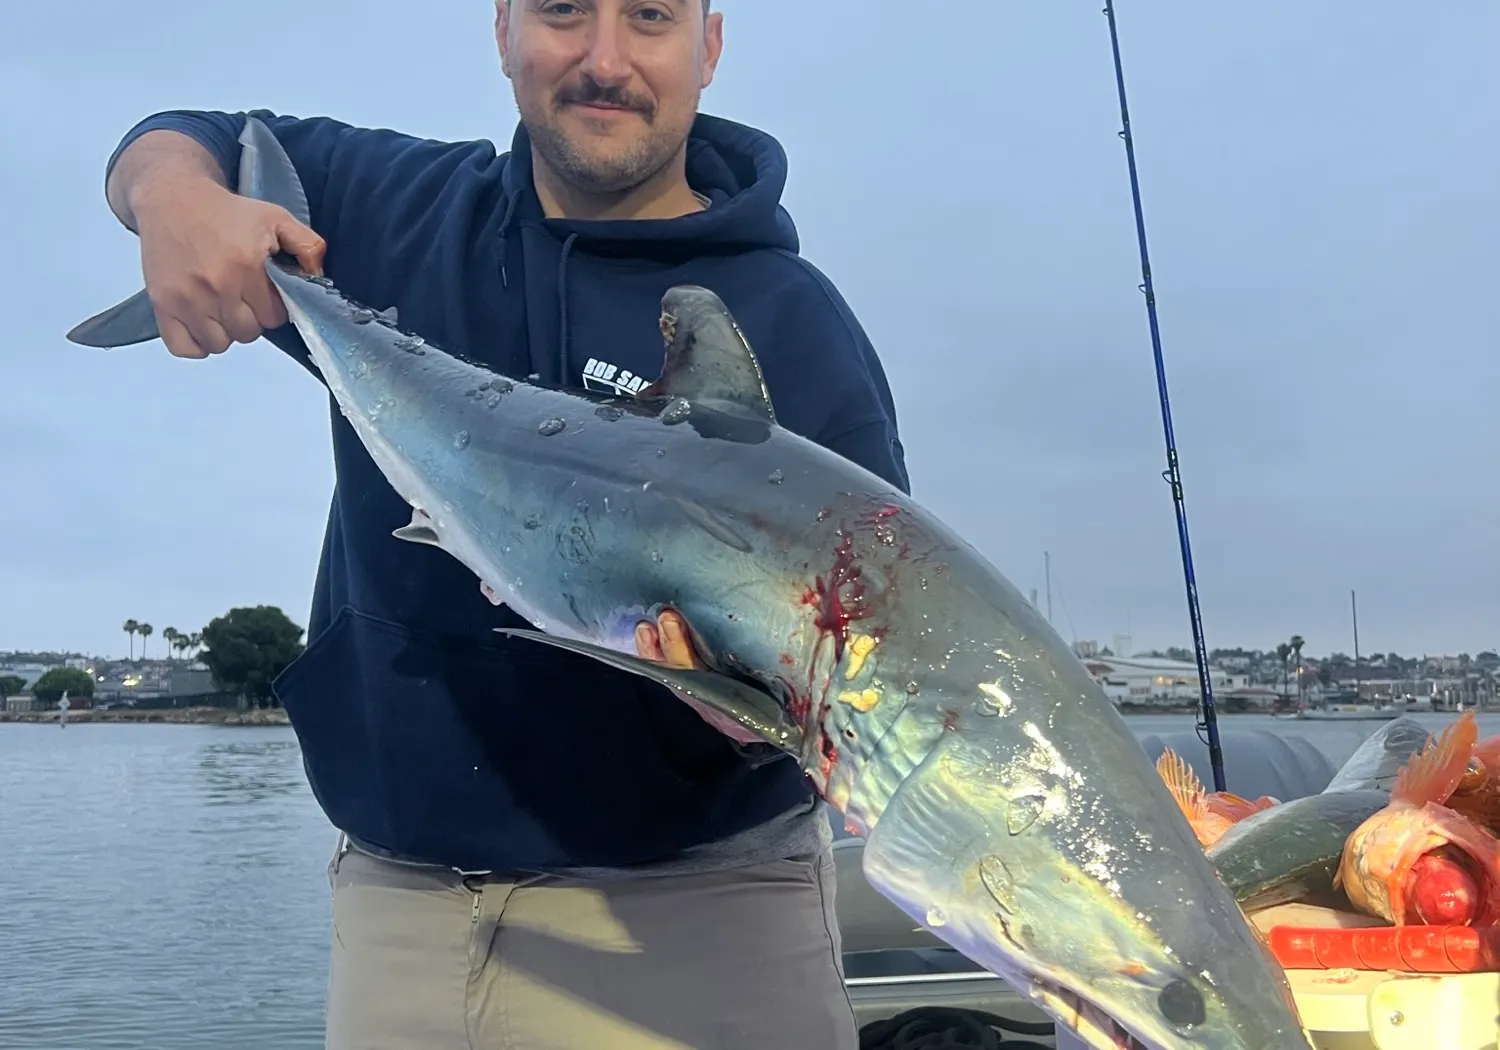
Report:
2,713,1496,1049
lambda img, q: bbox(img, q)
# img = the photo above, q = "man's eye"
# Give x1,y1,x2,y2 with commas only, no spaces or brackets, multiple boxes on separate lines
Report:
542,3,582,15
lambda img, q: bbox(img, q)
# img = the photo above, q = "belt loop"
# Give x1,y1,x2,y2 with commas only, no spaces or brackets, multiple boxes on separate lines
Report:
329,830,351,881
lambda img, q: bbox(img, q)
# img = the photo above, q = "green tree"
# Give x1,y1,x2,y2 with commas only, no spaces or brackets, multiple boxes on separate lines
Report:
0,675,26,698
1276,641,1292,698
123,619,139,660
162,627,180,662
138,623,153,660
33,667,96,706
199,605,306,707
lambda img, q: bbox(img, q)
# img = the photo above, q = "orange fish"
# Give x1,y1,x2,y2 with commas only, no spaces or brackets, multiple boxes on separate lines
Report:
1336,711,1500,926
1156,747,1279,847
1444,732,1500,833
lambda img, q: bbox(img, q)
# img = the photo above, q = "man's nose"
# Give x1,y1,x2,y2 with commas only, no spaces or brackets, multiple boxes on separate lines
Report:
579,19,632,86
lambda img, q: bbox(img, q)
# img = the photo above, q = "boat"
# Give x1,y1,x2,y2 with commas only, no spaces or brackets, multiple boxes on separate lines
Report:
1295,702,1400,722
834,725,1499,1049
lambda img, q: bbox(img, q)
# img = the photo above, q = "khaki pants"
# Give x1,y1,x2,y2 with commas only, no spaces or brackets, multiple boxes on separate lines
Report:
325,838,859,1050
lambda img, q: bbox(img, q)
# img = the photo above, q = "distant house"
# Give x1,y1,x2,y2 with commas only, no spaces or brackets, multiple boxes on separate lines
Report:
1082,655,1250,706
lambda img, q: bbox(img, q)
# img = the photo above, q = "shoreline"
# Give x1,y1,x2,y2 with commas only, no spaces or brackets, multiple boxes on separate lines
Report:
0,706,290,726
0,704,1228,726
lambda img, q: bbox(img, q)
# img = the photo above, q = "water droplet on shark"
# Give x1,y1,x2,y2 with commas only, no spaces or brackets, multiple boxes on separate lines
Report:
595,405,624,422
1008,795,1045,835
538,418,567,437
768,469,785,485
661,398,692,425
925,907,947,928
980,855,1017,913
454,431,470,450
349,307,376,325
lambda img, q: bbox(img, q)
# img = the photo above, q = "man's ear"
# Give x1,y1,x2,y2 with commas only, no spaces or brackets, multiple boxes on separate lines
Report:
496,0,514,79
701,11,724,89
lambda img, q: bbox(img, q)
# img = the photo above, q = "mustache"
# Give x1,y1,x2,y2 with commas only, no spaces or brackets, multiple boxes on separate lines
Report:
555,77,656,120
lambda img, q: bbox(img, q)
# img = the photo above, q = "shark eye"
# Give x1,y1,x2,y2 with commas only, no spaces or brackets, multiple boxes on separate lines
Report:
1158,978,1205,1029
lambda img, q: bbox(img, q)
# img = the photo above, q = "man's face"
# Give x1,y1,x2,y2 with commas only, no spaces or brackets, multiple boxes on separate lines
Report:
497,1,724,194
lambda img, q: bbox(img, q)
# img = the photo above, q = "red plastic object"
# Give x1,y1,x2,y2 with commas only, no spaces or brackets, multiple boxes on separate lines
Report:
1267,924,1500,972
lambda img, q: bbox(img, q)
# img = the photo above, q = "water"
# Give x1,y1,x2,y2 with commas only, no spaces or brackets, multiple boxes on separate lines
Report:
1,713,1496,1049
0,726,334,1050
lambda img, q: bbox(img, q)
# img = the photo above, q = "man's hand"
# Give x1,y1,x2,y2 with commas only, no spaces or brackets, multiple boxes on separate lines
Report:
107,128,327,361
634,610,765,747
135,181,326,360
633,609,707,671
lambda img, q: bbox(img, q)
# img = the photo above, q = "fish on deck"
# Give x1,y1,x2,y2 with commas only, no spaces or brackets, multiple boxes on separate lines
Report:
1155,748,1279,848
1337,711,1500,927
1207,716,1435,913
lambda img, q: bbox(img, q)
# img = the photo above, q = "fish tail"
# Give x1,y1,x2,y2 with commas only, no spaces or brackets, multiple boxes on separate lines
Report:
66,115,310,349
1390,711,1479,807
1155,748,1206,821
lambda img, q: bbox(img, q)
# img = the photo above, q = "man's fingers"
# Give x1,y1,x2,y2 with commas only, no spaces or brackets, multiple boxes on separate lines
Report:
186,315,232,356
160,316,208,360
244,273,289,332
221,300,263,345
276,218,326,276
658,612,705,671
635,622,664,663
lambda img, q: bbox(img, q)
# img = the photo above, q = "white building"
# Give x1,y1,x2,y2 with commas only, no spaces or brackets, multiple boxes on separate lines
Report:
1081,655,1249,705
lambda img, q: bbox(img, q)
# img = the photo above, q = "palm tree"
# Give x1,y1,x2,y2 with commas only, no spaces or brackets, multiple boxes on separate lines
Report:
162,627,180,663
123,620,139,661
1276,641,1292,700
138,624,153,661
188,632,203,660
1289,635,1305,702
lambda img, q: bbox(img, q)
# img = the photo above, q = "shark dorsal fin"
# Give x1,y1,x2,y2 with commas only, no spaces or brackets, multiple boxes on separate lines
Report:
639,286,776,424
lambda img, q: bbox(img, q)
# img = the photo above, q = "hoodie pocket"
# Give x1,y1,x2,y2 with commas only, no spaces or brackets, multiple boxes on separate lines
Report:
270,605,804,871
271,605,571,868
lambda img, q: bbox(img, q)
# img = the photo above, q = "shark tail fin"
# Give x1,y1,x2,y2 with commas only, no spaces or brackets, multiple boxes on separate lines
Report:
65,116,311,349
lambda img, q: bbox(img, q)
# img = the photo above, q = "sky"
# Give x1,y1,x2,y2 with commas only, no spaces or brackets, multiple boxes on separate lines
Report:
0,1,1495,662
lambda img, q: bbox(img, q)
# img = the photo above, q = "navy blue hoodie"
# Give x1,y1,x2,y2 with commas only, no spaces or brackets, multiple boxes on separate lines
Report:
107,108,910,873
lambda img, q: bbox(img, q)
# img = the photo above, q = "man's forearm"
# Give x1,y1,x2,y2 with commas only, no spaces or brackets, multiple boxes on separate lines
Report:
106,129,227,232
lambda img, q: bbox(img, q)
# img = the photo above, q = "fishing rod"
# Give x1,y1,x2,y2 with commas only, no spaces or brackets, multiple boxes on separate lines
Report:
1100,0,1227,793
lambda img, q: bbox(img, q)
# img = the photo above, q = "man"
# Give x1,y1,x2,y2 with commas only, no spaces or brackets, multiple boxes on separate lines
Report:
102,1,908,1047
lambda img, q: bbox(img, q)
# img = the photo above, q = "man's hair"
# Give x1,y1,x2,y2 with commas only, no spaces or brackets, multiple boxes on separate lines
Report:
504,1,711,9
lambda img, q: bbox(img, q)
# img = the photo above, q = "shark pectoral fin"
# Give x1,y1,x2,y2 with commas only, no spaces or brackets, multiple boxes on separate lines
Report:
391,508,442,547
493,628,803,756
65,288,161,348
638,286,777,424
392,522,441,545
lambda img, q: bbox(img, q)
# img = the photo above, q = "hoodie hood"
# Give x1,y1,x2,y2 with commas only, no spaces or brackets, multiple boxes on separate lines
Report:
497,112,801,254
494,112,803,384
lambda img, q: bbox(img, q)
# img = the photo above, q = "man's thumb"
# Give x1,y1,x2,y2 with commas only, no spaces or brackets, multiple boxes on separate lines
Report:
275,218,327,277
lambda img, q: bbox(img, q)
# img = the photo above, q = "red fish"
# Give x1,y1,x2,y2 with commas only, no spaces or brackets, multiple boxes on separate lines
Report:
1337,712,1500,926
1443,732,1500,834
1156,748,1279,848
